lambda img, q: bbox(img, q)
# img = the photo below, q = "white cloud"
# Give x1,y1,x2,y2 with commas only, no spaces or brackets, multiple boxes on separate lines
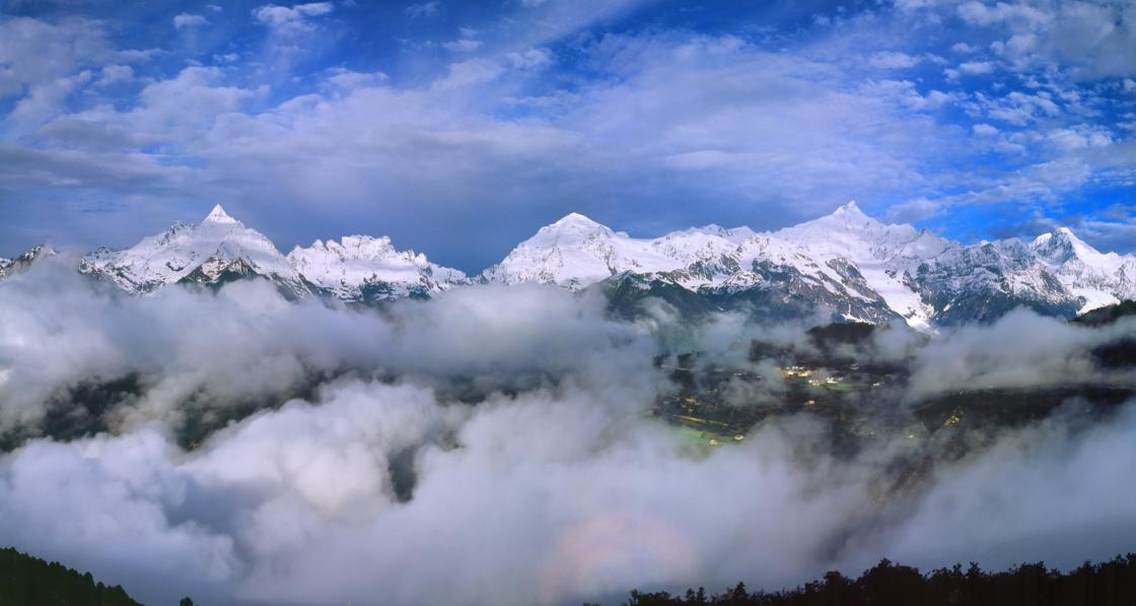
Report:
971,122,998,136
253,2,334,28
95,65,134,87
0,17,151,101
443,38,483,53
5,271,1136,604
893,0,943,11
953,1,1136,79
1045,126,1112,151
0,19,1006,260
956,1,1051,29
3,71,94,135
860,79,958,111
323,68,390,90
868,51,921,69
1,3,1131,262
959,60,995,74
173,13,209,30
405,1,441,18
980,90,1062,125
504,48,553,69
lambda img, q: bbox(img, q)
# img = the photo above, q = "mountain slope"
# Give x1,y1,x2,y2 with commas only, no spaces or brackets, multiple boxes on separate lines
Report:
909,239,1080,325
906,229,1136,325
1031,228,1136,312
774,202,952,329
53,201,1136,327
481,213,682,287
78,205,468,302
79,205,307,295
0,246,53,281
288,235,468,301
483,209,904,324
483,203,1136,328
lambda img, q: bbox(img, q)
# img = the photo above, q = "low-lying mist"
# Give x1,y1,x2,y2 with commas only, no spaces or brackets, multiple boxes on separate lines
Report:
1,258,1135,605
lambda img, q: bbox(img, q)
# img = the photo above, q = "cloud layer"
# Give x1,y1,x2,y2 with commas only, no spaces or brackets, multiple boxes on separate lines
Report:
2,262,1136,604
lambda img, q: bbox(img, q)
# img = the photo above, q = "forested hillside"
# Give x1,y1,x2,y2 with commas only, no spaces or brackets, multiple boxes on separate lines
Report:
625,555,1136,606
0,547,140,606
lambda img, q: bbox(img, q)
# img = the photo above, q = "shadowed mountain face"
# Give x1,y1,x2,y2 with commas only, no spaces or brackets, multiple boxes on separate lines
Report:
0,246,53,281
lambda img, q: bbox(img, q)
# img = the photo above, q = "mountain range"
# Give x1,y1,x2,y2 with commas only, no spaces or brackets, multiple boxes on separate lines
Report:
3,202,1135,329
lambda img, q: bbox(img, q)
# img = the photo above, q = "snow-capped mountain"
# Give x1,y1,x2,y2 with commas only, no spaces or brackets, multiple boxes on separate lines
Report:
39,200,1136,327
80,205,308,295
482,202,1136,328
288,235,468,302
78,205,466,301
905,228,1136,324
481,211,829,292
774,202,953,329
0,245,54,281
481,204,907,325
481,213,681,288
909,238,1078,325
1031,228,1136,312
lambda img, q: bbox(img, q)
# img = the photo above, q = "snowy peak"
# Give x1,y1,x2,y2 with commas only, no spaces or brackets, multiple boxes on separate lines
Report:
53,201,1136,325
772,205,951,329
293,235,401,260
677,224,759,243
533,212,617,242
830,200,871,221
1032,227,1106,265
1030,226,1131,279
788,200,886,234
203,204,240,225
785,200,891,237
1025,226,1136,312
909,225,1136,321
78,205,469,301
777,201,951,263
483,212,682,288
80,206,301,294
0,245,54,281
552,212,604,228
287,235,467,301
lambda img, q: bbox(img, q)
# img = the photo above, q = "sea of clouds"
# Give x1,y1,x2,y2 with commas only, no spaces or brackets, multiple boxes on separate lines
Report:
2,257,1136,605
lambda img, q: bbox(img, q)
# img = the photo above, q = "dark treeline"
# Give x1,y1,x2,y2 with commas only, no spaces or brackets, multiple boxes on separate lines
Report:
623,555,1136,606
0,547,140,606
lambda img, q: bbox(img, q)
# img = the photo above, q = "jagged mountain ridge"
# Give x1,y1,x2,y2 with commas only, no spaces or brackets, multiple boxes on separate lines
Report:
79,205,309,296
481,201,1136,327
76,205,466,301
7,202,1135,327
0,245,54,280
483,203,920,325
287,235,469,301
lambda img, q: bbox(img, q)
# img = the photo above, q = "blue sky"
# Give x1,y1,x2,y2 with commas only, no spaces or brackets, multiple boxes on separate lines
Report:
0,0,1133,271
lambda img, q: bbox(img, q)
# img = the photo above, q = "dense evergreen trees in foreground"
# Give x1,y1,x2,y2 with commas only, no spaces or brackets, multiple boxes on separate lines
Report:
625,555,1136,606
0,547,139,606
6,543,1136,605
